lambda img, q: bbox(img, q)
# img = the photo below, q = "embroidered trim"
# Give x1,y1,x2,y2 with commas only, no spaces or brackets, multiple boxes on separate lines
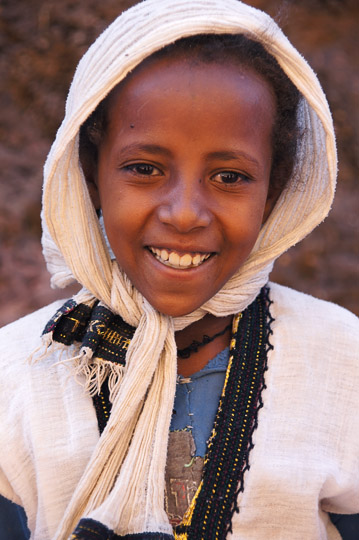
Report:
71,518,175,540
120,534,174,539
44,301,136,365
39,301,137,400
70,518,114,539
93,381,112,434
174,286,272,539
42,298,79,336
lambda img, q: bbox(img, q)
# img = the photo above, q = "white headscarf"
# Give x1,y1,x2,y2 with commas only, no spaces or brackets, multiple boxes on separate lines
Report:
40,0,336,537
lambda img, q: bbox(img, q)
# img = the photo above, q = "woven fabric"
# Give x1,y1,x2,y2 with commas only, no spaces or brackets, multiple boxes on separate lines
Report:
1,284,359,539
8,0,342,538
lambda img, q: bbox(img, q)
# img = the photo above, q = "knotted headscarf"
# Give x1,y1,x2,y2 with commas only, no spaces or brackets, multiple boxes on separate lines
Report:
39,0,336,537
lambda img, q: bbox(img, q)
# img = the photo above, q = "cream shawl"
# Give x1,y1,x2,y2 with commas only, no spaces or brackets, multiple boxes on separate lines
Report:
39,0,337,537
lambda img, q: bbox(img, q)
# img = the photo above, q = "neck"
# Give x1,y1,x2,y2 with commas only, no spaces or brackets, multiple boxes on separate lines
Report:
175,313,233,377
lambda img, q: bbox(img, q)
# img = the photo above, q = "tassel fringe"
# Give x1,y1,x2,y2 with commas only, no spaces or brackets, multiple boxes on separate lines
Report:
29,337,125,399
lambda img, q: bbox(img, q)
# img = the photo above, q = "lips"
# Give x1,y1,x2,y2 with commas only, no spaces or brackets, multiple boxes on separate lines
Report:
148,246,212,269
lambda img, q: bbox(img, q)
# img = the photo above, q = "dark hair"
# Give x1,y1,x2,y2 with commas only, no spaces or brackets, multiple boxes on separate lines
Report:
80,34,301,194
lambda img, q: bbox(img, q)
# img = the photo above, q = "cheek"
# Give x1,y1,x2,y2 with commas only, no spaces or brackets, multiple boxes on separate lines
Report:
227,195,268,237
99,188,149,260
223,201,268,266
102,204,135,241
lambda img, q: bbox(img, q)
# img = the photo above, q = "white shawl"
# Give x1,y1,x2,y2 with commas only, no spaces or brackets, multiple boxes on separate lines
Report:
39,0,336,537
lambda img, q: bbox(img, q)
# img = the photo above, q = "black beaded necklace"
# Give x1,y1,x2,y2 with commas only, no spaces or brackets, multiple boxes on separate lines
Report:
177,322,232,359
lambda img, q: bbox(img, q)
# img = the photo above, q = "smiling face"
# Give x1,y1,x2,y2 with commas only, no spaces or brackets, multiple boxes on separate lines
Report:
88,55,277,317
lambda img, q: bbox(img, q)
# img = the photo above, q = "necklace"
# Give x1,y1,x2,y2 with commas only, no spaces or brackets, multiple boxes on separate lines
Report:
177,323,232,359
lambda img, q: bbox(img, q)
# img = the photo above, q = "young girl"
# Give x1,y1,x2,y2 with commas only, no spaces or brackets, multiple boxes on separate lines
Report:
1,0,358,538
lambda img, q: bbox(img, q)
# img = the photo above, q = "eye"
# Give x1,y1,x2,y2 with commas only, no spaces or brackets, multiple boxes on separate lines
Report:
124,163,162,176
211,171,251,185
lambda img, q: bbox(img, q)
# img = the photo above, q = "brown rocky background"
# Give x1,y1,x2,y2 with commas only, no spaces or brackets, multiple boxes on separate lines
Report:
0,0,358,328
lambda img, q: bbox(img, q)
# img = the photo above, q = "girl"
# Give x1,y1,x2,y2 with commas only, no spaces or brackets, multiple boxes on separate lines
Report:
0,0,358,538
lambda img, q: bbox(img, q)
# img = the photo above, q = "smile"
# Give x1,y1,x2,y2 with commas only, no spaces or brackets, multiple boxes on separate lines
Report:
148,247,211,269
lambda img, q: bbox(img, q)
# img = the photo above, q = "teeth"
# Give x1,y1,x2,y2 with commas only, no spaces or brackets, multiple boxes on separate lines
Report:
149,247,211,269
180,254,192,267
169,252,180,265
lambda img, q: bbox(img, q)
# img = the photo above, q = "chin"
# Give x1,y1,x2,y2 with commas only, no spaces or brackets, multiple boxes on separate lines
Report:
158,305,199,318
146,296,205,318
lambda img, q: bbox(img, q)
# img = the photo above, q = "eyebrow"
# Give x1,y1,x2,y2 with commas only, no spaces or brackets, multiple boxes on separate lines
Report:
116,143,173,158
116,144,259,168
206,150,260,168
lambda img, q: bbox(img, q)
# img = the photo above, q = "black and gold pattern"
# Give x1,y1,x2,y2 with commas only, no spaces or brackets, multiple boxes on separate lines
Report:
43,300,136,365
173,286,273,539
44,287,273,539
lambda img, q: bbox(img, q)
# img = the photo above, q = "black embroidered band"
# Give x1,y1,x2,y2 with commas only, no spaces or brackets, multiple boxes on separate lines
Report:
70,518,174,540
43,300,136,365
173,286,273,539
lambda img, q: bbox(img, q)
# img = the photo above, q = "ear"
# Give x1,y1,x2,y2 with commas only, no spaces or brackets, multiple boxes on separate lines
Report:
262,186,280,224
87,178,101,210
79,148,101,210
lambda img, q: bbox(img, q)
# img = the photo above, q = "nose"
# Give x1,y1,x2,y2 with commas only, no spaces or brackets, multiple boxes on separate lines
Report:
157,176,212,233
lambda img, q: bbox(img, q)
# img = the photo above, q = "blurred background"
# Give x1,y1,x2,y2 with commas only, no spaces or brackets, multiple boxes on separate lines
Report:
0,0,358,327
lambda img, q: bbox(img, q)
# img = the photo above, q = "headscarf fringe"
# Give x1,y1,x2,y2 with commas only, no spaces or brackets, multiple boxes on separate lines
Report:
28,337,67,365
51,347,125,399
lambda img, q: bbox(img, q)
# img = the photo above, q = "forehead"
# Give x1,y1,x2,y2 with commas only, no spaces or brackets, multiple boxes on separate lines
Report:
105,54,276,134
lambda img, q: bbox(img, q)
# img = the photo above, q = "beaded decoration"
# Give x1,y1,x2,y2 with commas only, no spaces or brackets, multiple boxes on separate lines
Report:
177,323,232,359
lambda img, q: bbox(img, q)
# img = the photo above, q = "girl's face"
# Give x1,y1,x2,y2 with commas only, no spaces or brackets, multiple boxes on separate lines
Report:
89,55,277,317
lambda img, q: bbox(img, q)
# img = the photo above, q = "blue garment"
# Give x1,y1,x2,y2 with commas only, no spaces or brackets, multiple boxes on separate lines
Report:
170,347,229,456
